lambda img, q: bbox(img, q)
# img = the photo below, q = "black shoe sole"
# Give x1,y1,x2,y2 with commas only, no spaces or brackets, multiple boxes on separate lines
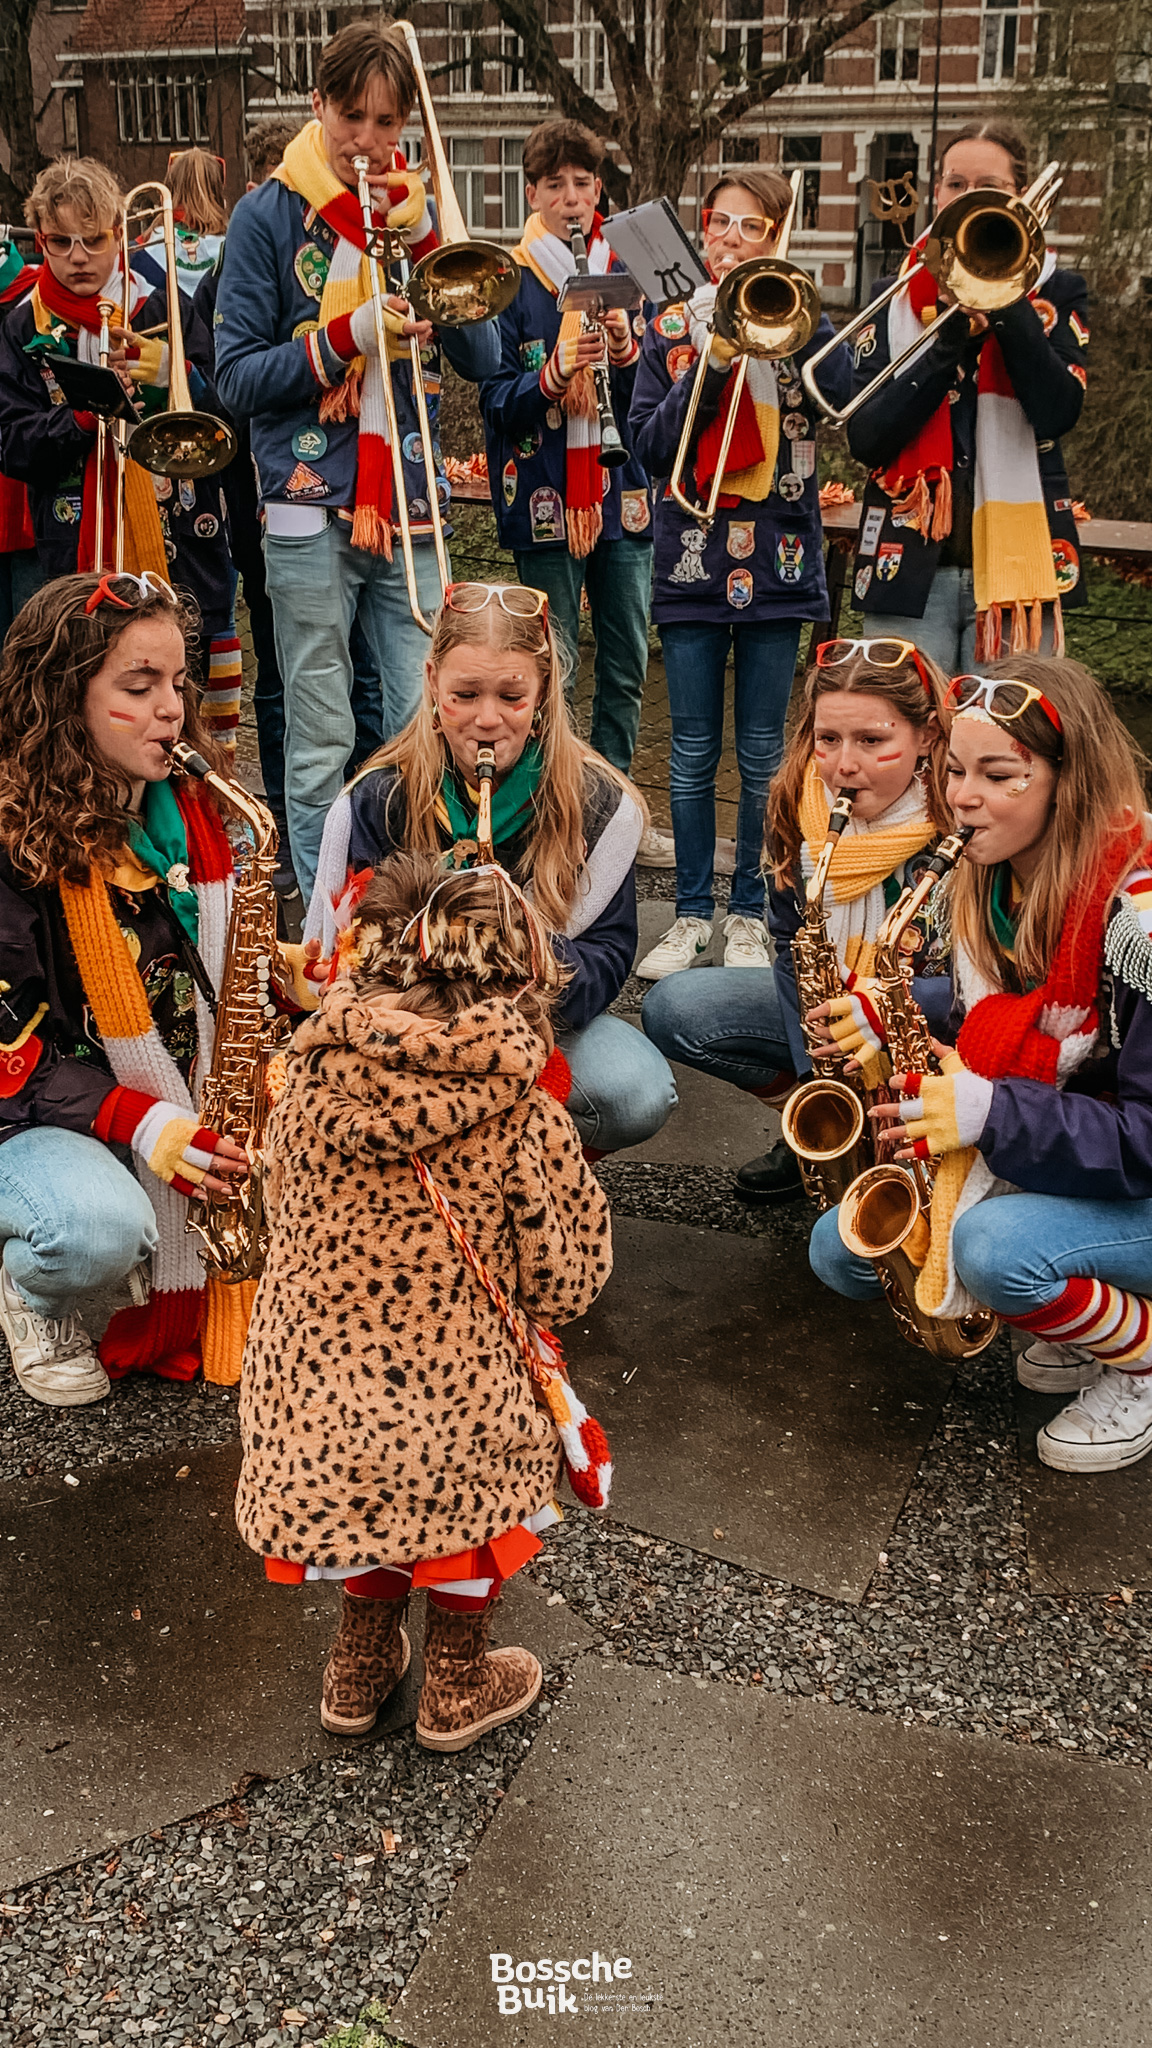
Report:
733,1177,806,1205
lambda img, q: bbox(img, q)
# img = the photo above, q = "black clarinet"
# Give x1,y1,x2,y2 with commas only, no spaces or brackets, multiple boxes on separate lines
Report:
567,225,629,470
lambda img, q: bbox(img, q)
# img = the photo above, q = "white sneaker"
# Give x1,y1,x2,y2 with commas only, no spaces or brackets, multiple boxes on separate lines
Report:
0,1263,109,1408
1037,1366,1152,1473
723,914,771,968
1016,1338,1102,1394
635,915,712,980
636,826,677,869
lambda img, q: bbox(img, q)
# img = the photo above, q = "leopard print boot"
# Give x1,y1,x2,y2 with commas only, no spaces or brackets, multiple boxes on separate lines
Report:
320,1589,412,1735
415,1598,542,1753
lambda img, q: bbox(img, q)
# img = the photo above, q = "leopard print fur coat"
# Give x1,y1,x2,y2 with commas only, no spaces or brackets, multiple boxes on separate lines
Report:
235,984,613,1569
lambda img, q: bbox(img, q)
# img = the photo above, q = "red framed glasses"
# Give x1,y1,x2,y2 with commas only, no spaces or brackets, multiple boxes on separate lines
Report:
945,674,1064,740
815,636,934,697
84,571,176,615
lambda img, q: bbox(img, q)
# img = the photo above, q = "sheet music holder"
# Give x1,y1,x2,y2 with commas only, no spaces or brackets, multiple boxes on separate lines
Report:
599,200,710,308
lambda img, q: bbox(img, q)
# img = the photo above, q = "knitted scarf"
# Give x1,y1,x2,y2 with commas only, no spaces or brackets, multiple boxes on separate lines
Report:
915,817,1151,1322
798,759,936,977
274,122,436,558
513,211,613,558
57,781,235,1381
686,281,779,505
878,237,1060,661
30,265,168,578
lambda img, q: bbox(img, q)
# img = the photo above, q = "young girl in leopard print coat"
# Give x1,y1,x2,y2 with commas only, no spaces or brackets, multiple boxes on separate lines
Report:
236,851,613,1751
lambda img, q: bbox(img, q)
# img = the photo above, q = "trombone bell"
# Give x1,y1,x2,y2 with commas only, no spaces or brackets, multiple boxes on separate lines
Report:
715,256,822,361
130,411,237,479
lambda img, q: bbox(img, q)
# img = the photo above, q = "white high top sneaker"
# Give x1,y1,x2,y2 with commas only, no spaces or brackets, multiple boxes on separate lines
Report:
1015,1338,1102,1394
0,1263,109,1407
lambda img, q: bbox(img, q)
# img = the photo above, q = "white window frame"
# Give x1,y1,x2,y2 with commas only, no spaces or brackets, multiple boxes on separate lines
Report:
501,136,527,232
116,72,208,145
448,135,487,231
447,2,487,99
876,2,922,85
980,0,1019,82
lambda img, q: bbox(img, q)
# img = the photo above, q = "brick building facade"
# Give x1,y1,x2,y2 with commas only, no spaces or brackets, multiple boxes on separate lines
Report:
32,0,1090,304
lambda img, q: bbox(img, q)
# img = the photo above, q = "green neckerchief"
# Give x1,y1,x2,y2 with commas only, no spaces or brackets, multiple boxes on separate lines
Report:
126,779,199,944
988,861,1018,959
439,741,544,852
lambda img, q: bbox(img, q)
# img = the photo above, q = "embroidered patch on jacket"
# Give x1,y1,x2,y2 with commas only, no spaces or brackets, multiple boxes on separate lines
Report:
1052,538,1080,594
875,541,903,582
530,485,563,541
668,529,709,584
775,533,804,583
520,338,546,372
1069,310,1089,347
727,568,753,608
285,461,328,500
620,488,651,533
666,344,696,383
654,307,689,340
726,521,755,560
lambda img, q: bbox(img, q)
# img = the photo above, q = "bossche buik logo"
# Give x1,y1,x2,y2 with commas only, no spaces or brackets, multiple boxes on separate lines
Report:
490,1951,633,2014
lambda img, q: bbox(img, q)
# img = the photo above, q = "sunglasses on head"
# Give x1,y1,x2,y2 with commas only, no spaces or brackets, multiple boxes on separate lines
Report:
945,673,1064,740
444,582,549,626
815,636,934,697
84,570,177,615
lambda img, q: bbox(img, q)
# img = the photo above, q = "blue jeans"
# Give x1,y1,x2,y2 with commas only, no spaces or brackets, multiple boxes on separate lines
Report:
0,1130,157,1318
810,1190,1152,1312
514,538,652,774
263,522,443,900
660,619,802,921
560,1014,677,1153
644,964,955,1098
0,549,45,646
878,567,1058,679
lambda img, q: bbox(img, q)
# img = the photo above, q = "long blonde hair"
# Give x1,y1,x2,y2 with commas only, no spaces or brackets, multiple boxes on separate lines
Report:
358,597,645,932
946,655,1150,990
768,647,953,884
166,148,228,236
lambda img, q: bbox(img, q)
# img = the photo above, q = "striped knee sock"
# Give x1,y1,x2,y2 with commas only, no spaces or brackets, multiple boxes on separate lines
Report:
1008,1277,1152,1371
202,633,242,751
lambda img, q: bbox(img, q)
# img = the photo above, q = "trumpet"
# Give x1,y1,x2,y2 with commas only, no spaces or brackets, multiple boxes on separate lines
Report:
670,169,821,527
835,830,1000,1362
780,789,872,1211
801,162,1063,429
119,182,237,479
351,153,451,636
567,223,629,470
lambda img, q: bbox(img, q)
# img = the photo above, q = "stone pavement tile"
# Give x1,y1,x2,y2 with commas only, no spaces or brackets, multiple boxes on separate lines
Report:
0,1446,590,1891
564,1218,951,1601
1013,1383,1152,1595
398,1662,1152,2048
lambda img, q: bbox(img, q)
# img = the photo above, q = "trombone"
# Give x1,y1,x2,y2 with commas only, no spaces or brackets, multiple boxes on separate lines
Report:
119,181,238,479
669,170,821,527
800,162,1063,429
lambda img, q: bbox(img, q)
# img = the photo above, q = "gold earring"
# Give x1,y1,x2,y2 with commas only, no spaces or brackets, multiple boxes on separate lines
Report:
431,703,442,732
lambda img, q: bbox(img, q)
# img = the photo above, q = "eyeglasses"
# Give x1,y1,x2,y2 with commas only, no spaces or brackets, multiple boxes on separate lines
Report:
38,228,116,258
937,174,1020,200
815,637,933,696
444,583,549,624
701,208,777,245
84,570,177,615
945,673,1064,739
167,150,226,175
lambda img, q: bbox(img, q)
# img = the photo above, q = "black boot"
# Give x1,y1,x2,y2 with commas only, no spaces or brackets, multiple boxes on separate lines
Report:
734,1139,804,1204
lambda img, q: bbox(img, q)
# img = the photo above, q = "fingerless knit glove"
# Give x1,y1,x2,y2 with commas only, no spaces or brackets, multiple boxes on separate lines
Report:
93,1086,227,1196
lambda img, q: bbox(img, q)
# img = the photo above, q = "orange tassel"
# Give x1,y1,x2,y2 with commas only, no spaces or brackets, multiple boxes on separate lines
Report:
560,367,598,422
1053,597,1065,656
929,467,952,543
351,504,393,558
1009,600,1028,655
565,504,602,561
1028,598,1044,651
891,472,931,537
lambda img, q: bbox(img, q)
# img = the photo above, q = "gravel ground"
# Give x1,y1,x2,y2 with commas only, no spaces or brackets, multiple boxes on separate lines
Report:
4,882,1151,2039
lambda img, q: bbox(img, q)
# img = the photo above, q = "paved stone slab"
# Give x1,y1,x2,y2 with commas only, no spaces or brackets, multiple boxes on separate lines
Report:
1013,1380,1152,1595
0,1447,590,1891
398,1660,1152,2048
564,1218,951,1601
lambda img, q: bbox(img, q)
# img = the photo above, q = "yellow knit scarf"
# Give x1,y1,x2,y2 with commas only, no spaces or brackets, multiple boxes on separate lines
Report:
799,759,936,904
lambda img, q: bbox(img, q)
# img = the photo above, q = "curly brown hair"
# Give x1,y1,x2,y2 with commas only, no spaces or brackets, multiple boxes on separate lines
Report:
0,572,222,886
350,851,568,1045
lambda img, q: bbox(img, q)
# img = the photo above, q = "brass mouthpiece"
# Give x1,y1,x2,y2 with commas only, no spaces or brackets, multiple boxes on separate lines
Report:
476,746,496,783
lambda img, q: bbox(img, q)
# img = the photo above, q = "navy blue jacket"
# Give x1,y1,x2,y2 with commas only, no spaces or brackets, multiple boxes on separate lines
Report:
846,267,1089,617
213,180,498,531
480,260,651,553
345,762,638,1033
0,285,234,639
629,310,852,626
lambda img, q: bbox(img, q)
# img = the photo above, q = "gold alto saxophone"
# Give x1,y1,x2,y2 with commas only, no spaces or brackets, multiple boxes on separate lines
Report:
780,789,872,1210
835,827,999,1361
167,740,294,1282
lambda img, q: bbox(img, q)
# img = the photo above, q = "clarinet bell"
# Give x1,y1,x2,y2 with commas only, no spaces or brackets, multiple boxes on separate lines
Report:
598,419,630,470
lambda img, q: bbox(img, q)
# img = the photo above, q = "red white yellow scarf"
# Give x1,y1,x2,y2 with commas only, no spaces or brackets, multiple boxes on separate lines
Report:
877,236,1061,659
275,121,436,557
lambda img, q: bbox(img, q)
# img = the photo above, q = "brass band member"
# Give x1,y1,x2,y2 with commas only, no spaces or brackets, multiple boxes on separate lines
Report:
643,639,953,1200
810,657,1152,1477
0,575,310,1406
